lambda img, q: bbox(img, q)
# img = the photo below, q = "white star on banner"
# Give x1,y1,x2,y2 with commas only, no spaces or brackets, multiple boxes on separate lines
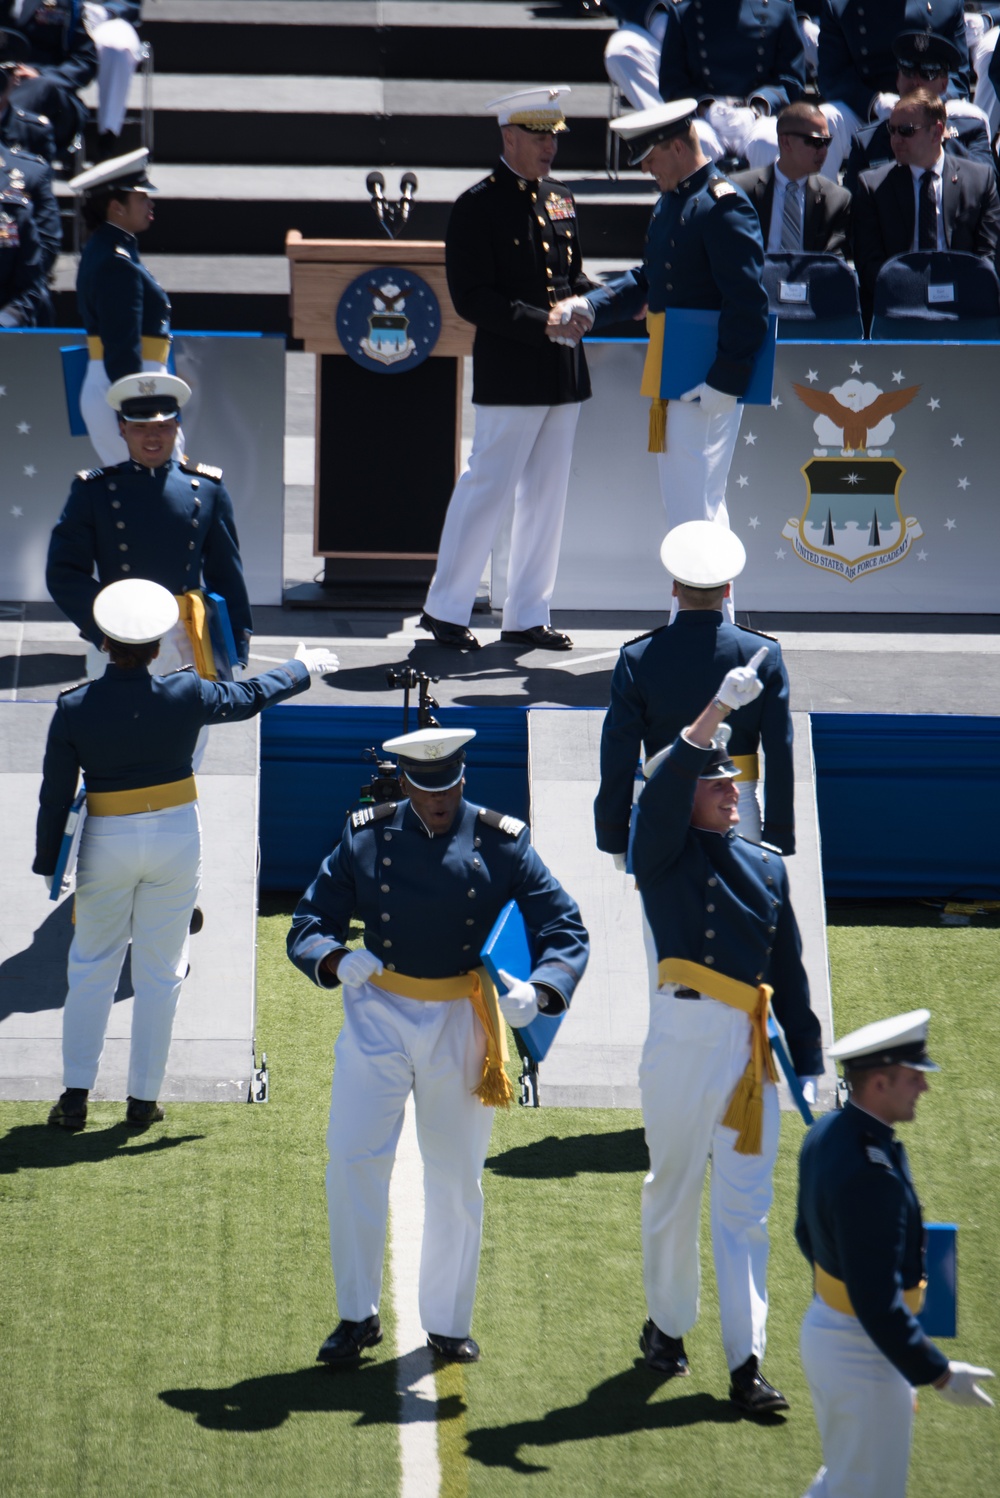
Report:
849,360,863,373
743,431,757,445
891,370,904,384
776,548,787,560
748,516,760,528
917,550,928,561
951,434,964,446
945,519,957,530
843,472,861,485
16,420,30,435
927,397,940,410
957,477,970,490
23,465,36,478
771,395,782,410
10,506,23,518
737,475,749,487
805,369,818,383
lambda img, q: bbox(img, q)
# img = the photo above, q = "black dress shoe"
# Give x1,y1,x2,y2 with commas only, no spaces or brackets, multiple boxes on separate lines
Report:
419,612,481,650
639,1319,690,1377
499,625,573,651
125,1096,165,1127
189,906,204,934
48,1088,88,1131
427,1332,480,1363
728,1355,789,1415
317,1315,383,1366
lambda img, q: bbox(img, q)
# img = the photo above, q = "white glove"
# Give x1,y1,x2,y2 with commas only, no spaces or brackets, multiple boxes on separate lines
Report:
561,296,595,328
611,852,628,873
43,874,53,892
337,948,384,987
231,661,248,679
798,1077,818,1107
497,968,540,1028
871,91,898,121
295,643,340,675
715,646,768,710
679,382,738,419
935,1363,995,1408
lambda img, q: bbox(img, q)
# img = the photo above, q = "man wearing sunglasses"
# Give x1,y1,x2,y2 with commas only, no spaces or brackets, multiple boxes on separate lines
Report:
844,31,992,194
853,86,1000,325
732,100,852,256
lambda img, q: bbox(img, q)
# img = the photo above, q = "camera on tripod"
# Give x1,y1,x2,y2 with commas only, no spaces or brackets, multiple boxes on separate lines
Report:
357,668,441,806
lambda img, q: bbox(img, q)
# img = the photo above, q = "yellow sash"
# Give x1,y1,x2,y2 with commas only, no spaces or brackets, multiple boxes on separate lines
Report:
815,1264,926,1317
657,958,779,1155
368,965,513,1108
641,310,668,452
730,754,760,783
87,335,172,364
174,590,218,681
86,775,197,817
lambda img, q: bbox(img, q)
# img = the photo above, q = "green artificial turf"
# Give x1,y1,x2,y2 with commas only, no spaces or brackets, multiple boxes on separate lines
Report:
1,900,997,1497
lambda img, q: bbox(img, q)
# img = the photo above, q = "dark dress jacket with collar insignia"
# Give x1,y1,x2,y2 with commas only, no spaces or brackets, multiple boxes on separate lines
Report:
843,113,993,196
818,0,970,118
659,0,807,114
1,0,96,142
587,163,767,396
0,182,43,324
0,101,55,161
287,797,589,1008
632,732,821,1075
445,159,594,406
34,658,310,874
76,220,171,381
796,1100,950,1385
1,138,60,271
46,457,253,655
595,611,795,856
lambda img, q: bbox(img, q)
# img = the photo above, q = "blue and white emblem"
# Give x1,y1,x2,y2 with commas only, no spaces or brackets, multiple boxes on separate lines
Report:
337,269,441,374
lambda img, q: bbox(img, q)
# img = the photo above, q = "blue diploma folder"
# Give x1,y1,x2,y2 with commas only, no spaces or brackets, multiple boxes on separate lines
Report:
920,1224,958,1338
60,346,90,437
480,900,565,1064
659,309,778,406
205,592,238,681
50,787,87,900
767,1014,814,1126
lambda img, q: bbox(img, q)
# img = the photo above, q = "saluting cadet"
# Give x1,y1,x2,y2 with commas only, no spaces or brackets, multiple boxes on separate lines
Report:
595,522,794,874
287,728,589,1367
0,166,43,325
630,657,821,1414
38,579,336,1132
557,102,767,564
0,3,95,151
797,1011,995,1498
0,32,55,160
420,87,594,652
47,373,252,686
69,147,174,466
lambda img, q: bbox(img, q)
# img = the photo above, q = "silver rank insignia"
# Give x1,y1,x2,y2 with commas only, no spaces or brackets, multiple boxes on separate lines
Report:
865,1146,894,1170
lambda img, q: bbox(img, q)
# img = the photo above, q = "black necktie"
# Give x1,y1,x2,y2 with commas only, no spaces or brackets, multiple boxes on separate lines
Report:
918,170,937,251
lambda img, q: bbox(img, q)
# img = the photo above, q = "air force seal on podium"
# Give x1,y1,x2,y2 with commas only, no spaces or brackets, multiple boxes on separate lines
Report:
337,269,441,374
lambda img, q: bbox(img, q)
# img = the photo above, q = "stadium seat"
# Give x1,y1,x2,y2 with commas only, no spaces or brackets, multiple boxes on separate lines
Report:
762,252,864,340
871,250,1000,341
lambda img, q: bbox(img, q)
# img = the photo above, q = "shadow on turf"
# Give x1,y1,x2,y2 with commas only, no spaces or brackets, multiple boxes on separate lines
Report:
0,1122,204,1173
464,1361,744,1474
159,1353,464,1433
487,1127,648,1179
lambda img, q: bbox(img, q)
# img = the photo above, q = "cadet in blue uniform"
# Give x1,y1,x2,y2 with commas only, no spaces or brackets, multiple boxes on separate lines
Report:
630,659,821,1413
562,102,766,572
595,522,794,867
658,0,806,166
287,727,589,1366
40,579,335,1132
0,172,42,324
817,0,970,178
797,1010,994,1498
1,137,59,310
0,3,96,151
0,27,55,158
47,373,252,683
421,87,594,652
70,147,173,465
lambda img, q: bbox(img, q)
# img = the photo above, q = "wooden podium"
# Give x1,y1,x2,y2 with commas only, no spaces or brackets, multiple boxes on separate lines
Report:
286,233,473,604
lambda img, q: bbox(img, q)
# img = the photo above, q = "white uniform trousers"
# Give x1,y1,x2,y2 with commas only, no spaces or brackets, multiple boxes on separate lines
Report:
639,989,780,1370
800,1296,915,1498
62,802,201,1099
423,401,581,632
326,980,496,1338
604,16,668,112
657,397,742,622
85,11,143,135
693,104,777,165
80,357,183,467
974,29,1000,138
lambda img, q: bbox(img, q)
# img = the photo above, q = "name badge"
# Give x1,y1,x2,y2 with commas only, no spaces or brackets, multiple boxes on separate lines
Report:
927,283,955,304
778,281,809,304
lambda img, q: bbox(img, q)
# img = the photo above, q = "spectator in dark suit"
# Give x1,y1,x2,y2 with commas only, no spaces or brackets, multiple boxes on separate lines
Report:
732,101,852,256
853,87,1000,323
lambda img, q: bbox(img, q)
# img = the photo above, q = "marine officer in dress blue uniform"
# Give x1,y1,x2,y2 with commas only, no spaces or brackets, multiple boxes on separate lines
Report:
630,656,822,1414
595,521,794,870
817,0,971,178
47,372,252,687
797,1010,994,1498
40,579,336,1132
556,102,767,587
0,27,56,158
420,87,595,652
0,169,43,323
287,727,589,1367
0,3,96,151
70,147,175,465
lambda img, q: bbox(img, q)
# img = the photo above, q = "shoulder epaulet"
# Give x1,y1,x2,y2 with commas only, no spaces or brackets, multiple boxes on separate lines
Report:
351,801,398,831
180,461,223,481
861,1139,896,1173
478,807,527,837
75,466,109,482
624,624,665,648
737,623,778,643
58,678,93,697
469,175,493,195
759,840,783,855
114,244,133,257
709,179,737,200
0,186,28,206
7,144,45,164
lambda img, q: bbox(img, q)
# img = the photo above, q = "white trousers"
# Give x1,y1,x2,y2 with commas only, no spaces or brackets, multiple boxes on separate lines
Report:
604,17,667,112
658,397,741,621
326,980,496,1338
694,104,776,164
800,1296,915,1498
62,802,201,1099
80,357,182,466
974,28,1000,139
639,988,779,1369
90,16,143,135
423,401,581,631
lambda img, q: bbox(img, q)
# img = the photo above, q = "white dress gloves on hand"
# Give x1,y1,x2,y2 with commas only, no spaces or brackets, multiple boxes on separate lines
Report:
337,948,384,987
553,296,595,345
611,852,628,873
43,874,53,892
679,382,738,419
295,642,340,675
715,646,768,710
497,968,540,1028
797,1077,818,1107
936,1363,995,1408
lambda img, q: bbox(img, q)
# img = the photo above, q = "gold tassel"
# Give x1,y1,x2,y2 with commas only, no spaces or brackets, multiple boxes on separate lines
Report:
473,1056,514,1108
648,398,668,453
722,1062,764,1155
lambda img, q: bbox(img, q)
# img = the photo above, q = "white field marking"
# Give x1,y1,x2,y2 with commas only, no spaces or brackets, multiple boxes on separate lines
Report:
388,1099,441,1498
